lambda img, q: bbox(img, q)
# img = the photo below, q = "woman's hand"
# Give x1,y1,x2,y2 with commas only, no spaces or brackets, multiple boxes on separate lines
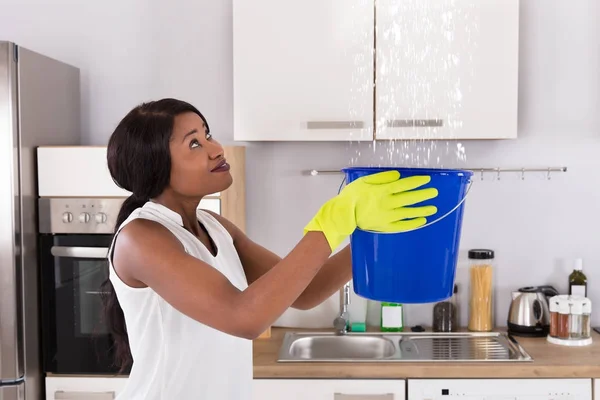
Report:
304,170,439,251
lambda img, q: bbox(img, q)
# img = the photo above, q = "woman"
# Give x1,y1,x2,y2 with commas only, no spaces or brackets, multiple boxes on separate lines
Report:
101,98,438,399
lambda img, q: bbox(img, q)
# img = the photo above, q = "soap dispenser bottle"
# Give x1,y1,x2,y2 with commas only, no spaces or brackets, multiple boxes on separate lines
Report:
380,302,404,332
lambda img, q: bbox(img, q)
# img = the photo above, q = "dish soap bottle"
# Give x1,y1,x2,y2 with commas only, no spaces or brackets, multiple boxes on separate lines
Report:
380,302,404,332
569,258,587,297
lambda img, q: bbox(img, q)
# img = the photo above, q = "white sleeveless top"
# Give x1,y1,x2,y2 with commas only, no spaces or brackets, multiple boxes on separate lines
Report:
108,201,253,400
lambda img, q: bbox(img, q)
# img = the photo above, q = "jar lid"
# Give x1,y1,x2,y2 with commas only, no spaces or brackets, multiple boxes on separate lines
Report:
468,249,495,260
549,299,559,312
571,300,584,315
559,301,571,314
583,300,592,313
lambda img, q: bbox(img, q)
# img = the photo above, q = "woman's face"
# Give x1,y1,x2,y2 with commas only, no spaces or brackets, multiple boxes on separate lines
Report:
167,111,232,198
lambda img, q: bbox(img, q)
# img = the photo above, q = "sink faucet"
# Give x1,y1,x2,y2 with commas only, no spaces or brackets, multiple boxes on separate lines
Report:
333,281,351,335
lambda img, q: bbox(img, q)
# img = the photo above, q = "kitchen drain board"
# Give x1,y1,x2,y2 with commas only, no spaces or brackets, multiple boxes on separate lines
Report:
398,334,529,362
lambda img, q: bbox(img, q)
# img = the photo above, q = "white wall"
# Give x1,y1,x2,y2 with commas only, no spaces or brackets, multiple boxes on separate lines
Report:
1,0,599,328
0,0,234,145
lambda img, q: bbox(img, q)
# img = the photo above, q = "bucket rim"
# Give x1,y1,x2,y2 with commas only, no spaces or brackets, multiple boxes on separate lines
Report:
341,166,474,177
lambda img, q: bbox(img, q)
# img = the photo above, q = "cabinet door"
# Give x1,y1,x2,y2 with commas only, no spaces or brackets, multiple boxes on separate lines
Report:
233,0,374,141
253,379,405,400
375,0,519,140
45,377,128,400
37,146,131,197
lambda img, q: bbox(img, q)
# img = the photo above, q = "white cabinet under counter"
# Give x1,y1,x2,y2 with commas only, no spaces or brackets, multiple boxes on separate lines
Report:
45,376,128,400
252,378,593,400
253,379,406,400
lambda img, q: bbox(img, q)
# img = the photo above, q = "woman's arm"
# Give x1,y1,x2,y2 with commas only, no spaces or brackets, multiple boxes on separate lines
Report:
203,172,438,311
112,218,332,340
206,211,352,310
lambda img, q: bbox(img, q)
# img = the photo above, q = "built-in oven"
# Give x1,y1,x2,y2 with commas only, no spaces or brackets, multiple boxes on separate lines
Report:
38,197,129,375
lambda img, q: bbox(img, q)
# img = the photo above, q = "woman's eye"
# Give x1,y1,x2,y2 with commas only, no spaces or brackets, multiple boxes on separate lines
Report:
190,139,200,149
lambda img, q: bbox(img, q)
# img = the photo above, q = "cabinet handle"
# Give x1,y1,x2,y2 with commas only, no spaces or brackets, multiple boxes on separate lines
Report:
307,121,365,129
386,119,443,128
51,246,109,259
55,391,115,400
334,394,394,400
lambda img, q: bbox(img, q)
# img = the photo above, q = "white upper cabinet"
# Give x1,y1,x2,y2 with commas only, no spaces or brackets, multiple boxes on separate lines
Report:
375,0,519,140
233,0,374,141
233,0,519,141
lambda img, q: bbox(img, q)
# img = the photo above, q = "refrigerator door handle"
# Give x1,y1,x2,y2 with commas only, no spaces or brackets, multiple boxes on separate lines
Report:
0,41,25,384
50,246,109,259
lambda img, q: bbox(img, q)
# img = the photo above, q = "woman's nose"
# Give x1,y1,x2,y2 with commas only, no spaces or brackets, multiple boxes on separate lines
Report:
207,141,224,160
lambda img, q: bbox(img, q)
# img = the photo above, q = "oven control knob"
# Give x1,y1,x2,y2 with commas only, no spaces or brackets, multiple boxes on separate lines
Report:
78,212,90,223
95,213,107,224
62,212,73,223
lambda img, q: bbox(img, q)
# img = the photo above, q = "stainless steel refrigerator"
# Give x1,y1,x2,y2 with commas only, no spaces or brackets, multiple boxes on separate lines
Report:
0,41,81,400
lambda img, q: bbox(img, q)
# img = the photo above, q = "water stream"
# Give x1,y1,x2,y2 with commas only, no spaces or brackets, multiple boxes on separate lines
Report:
345,0,478,169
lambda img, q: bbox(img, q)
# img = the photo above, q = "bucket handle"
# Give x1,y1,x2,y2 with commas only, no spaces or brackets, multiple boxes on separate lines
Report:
337,176,473,234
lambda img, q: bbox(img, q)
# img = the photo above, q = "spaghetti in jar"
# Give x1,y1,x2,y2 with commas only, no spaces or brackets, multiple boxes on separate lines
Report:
468,249,495,332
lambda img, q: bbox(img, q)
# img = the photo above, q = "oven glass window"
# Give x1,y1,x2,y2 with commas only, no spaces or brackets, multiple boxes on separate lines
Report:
70,259,109,336
40,234,128,374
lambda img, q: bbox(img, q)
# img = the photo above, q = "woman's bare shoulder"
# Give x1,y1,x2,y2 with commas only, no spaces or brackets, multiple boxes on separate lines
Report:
200,209,243,242
114,218,186,270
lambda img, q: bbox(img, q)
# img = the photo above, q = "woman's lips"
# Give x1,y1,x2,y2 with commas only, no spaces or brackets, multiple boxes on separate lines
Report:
211,161,230,172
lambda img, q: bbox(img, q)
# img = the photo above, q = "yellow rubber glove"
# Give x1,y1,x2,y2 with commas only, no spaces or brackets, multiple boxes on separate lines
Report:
304,170,439,251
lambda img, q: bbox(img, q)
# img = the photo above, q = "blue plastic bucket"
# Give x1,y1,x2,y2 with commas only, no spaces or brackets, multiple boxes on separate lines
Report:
343,166,473,304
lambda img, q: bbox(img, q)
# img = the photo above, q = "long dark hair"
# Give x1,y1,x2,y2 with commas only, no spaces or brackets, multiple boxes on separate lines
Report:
100,98,209,371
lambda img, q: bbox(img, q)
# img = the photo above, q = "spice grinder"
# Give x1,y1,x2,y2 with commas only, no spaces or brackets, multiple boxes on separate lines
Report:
507,285,559,337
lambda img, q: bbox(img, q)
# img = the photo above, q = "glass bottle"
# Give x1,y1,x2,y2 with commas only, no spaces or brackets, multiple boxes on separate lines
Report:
468,249,495,332
549,297,559,338
557,300,570,339
380,302,404,332
568,258,587,297
569,298,583,339
582,299,592,339
433,284,458,332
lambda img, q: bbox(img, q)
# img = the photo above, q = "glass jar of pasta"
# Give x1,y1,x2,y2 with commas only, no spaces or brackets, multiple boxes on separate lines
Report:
467,249,495,332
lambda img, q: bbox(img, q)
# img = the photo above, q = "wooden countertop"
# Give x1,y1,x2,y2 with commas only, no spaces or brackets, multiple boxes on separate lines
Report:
253,327,600,379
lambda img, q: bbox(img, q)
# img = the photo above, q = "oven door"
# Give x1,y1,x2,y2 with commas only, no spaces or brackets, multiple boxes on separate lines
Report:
39,234,128,375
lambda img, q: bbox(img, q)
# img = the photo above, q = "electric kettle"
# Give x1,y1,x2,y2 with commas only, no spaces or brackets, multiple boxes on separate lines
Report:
507,285,559,337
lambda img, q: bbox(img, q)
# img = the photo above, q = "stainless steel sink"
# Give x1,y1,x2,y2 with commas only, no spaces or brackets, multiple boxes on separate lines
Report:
277,331,533,363
287,335,396,360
